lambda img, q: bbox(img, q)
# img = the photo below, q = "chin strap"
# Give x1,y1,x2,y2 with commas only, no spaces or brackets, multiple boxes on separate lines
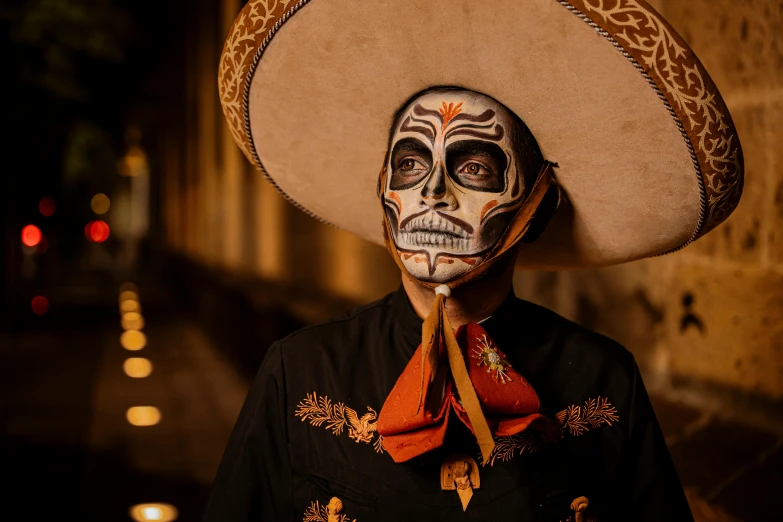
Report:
421,284,496,461
380,161,556,463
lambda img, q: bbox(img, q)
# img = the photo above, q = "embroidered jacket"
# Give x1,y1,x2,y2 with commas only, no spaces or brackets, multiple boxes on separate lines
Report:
202,287,692,521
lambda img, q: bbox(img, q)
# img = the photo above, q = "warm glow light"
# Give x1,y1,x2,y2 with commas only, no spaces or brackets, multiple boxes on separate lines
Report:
119,290,139,303
31,296,49,315
120,330,147,351
39,197,57,217
21,225,42,247
129,503,178,522
121,312,145,331
126,406,161,426
123,357,153,378
120,282,138,293
85,220,110,242
120,299,141,313
91,193,111,214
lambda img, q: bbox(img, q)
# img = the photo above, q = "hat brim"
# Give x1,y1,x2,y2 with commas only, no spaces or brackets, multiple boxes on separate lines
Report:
219,0,743,268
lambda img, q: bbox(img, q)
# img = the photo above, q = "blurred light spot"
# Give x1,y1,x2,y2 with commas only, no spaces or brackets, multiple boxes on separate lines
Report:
21,225,42,247
37,237,49,254
120,299,141,313
123,357,153,378
85,220,110,242
119,290,139,303
129,503,178,522
31,296,49,315
91,193,111,215
39,197,57,217
121,330,147,351
120,282,138,293
126,406,161,426
121,312,145,331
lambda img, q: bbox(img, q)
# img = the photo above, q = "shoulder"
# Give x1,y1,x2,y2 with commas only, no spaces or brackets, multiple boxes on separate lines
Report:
507,297,638,402
275,291,397,359
515,296,633,362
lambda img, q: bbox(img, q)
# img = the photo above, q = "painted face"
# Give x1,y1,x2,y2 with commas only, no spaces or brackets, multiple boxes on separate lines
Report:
383,90,527,283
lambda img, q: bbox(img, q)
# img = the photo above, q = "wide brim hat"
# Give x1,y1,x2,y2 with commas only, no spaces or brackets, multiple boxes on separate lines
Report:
219,0,744,269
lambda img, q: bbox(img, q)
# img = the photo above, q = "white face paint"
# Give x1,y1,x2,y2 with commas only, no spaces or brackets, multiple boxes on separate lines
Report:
383,90,527,283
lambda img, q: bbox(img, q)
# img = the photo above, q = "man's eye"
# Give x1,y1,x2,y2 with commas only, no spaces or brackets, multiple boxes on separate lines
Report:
399,158,424,172
459,162,490,176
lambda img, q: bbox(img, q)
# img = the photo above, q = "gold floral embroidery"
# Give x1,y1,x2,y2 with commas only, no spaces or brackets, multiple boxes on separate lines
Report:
556,396,619,436
303,497,356,522
471,334,513,384
295,392,385,454
484,431,541,466
484,396,619,466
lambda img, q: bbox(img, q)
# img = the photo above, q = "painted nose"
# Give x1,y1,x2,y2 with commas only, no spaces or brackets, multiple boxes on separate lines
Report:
420,163,457,210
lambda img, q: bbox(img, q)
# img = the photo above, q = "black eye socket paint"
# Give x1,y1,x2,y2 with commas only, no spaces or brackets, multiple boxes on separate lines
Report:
445,140,508,192
389,138,433,190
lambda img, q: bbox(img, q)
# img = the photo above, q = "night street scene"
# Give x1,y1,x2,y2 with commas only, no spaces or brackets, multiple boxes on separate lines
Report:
1,1,782,521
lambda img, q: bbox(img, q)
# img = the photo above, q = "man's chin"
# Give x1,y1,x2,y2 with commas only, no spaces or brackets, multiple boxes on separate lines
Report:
400,256,476,284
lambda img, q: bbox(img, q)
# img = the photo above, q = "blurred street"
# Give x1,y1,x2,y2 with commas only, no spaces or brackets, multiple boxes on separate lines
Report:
2,274,249,520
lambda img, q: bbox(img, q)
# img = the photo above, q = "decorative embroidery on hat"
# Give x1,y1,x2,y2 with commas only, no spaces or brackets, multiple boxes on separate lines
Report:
471,334,513,384
295,392,385,454
565,0,743,239
484,396,619,466
219,0,295,163
303,497,356,522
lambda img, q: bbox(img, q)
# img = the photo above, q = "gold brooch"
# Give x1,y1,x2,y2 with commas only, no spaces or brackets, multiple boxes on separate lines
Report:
471,334,512,384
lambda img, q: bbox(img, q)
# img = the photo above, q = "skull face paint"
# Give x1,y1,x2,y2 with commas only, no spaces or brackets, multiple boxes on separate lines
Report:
383,89,528,283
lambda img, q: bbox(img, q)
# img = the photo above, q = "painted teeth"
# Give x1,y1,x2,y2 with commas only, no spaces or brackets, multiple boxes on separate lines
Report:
399,231,470,251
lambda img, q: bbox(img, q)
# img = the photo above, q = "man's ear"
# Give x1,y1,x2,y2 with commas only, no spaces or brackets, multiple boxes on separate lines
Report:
521,183,562,243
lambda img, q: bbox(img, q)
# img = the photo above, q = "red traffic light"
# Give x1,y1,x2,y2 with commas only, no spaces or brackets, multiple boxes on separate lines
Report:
39,197,57,217
32,296,49,315
85,220,110,243
21,225,42,247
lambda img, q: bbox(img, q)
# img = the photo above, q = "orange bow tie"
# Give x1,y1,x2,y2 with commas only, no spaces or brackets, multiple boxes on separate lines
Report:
378,321,546,463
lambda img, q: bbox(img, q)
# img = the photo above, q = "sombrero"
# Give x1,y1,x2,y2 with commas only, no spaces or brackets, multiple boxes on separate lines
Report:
218,0,744,268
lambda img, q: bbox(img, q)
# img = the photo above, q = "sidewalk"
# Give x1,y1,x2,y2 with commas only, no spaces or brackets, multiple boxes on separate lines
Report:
652,395,782,521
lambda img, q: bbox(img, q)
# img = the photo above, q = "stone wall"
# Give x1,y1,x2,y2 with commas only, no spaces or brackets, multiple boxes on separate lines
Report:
516,0,783,404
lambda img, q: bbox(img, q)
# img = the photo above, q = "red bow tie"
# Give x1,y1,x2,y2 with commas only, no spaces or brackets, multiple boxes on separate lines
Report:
378,322,546,462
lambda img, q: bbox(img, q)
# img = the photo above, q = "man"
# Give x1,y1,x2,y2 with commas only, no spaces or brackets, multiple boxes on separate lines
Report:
207,1,743,520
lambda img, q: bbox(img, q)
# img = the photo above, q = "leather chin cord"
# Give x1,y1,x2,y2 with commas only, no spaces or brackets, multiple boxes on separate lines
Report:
379,161,555,462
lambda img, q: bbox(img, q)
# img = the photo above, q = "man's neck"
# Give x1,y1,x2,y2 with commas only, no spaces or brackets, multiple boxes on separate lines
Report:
401,256,516,327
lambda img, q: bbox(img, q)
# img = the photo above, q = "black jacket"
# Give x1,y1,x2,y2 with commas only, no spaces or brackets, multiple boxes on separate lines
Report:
203,287,692,521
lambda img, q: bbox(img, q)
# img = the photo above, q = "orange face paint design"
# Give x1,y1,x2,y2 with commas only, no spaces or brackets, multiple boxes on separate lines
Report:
439,102,463,131
480,200,499,222
388,191,403,212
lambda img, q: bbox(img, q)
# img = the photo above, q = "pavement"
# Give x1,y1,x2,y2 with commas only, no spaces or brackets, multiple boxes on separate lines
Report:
652,394,782,521
2,279,780,521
